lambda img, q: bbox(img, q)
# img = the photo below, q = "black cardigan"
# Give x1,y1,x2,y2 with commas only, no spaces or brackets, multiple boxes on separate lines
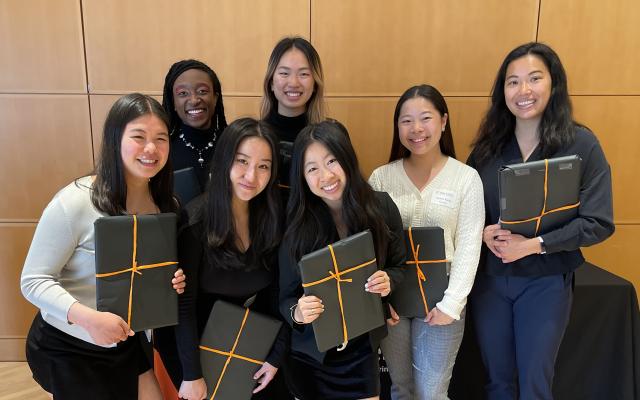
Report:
467,126,615,277
278,191,407,363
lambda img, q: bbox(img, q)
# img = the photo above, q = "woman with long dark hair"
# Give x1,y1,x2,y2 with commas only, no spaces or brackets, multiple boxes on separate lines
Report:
369,84,484,399
467,42,614,399
261,36,326,186
279,120,405,400
21,93,185,400
173,118,287,400
162,59,228,190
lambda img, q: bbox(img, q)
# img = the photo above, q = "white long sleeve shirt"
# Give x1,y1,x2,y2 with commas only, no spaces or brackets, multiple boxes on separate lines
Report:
369,157,484,320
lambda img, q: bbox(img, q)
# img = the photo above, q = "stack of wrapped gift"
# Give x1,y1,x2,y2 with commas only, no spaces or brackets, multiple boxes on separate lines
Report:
499,155,581,237
299,230,385,352
94,213,178,331
390,227,449,319
199,300,282,400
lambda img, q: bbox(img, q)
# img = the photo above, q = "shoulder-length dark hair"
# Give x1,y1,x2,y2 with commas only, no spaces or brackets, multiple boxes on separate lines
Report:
388,84,456,162
260,36,326,123
203,118,282,271
162,59,228,135
285,120,391,264
471,42,575,166
91,93,177,216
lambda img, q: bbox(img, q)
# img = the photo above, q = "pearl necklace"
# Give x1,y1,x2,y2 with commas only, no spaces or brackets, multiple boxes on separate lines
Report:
177,129,217,167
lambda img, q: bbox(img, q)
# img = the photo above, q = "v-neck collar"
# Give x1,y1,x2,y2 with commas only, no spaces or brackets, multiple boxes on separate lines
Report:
398,156,451,197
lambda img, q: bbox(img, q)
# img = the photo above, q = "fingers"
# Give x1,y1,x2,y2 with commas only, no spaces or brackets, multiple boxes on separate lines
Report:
365,271,391,296
386,317,400,326
253,363,275,394
298,295,324,323
172,269,186,294
389,305,400,321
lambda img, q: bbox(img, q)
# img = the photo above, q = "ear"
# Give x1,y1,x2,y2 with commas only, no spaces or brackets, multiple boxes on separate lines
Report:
441,113,448,132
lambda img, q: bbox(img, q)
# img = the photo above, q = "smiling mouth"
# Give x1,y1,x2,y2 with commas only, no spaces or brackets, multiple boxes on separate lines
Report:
285,91,302,98
516,99,535,107
322,182,339,192
186,108,206,116
410,137,428,143
137,159,158,166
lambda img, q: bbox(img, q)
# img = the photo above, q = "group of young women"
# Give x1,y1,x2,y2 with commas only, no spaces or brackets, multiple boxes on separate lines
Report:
20,35,614,400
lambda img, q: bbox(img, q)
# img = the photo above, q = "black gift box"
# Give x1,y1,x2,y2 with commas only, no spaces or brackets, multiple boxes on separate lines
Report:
199,300,282,400
299,230,385,353
499,155,581,238
390,227,449,318
94,213,178,332
173,167,201,205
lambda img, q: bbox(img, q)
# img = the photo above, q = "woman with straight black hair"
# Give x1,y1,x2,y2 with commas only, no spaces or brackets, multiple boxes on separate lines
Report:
369,84,484,399
279,120,406,400
21,93,185,400
467,42,614,399
162,59,228,190
173,118,288,400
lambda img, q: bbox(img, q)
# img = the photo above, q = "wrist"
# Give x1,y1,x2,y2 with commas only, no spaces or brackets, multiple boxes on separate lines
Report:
537,236,547,254
290,304,303,324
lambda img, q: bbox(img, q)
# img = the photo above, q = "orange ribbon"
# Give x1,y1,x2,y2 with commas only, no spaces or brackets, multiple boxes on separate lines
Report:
302,244,376,348
500,159,580,236
406,227,448,316
199,308,264,400
95,215,178,327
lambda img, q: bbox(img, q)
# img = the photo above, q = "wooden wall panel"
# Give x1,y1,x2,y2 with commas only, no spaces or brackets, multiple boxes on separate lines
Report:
90,95,261,159
571,96,640,223
312,0,539,96
0,95,93,221
538,0,640,95
327,97,488,178
82,0,309,95
0,0,86,93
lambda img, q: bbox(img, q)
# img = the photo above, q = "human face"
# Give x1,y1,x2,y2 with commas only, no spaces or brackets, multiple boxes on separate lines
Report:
398,97,447,157
271,48,315,117
229,137,273,203
172,69,218,129
504,54,552,124
120,114,170,185
303,142,347,210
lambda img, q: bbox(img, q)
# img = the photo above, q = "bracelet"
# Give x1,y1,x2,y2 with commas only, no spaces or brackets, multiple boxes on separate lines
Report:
290,304,304,324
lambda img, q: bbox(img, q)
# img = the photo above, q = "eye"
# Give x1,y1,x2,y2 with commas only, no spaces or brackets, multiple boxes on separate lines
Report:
306,166,317,174
531,75,542,83
422,116,431,122
278,71,289,77
506,80,518,87
300,72,311,78
176,90,188,97
259,163,271,170
236,158,248,165
197,88,210,95
327,158,338,166
400,119,411,125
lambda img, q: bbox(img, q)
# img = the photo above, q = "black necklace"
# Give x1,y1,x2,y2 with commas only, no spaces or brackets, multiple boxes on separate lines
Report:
177,128,217,167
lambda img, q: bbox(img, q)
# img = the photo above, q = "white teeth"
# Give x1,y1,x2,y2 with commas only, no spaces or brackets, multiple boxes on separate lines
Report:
285,92,301,97
322,182,338,191
138,159,157,164
517,100,534,106
411,137,426,143
187,109,204,115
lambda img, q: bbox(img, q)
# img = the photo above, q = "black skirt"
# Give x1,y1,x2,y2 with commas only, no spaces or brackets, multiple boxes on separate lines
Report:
26,312,151,400
284,335,380,400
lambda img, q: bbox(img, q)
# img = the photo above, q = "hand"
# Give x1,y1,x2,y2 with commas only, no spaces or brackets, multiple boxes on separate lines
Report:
387,304,400,326
295,295,324,324
496,234,541,263
173,268,186,294
365,270,391,297
425,307,455,326
178,378,207,400
482,224,511,258
68,303,133,345
253,361,278,393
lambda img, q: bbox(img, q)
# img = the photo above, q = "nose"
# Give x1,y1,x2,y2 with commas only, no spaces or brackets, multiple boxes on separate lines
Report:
412,120,423,132
520,81,532,94
244,165,256,182
287,73,300,87
321,166,335,181
143,141,157,153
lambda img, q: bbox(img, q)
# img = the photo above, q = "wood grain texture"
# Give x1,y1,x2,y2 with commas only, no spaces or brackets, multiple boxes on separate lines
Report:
0,362,49,397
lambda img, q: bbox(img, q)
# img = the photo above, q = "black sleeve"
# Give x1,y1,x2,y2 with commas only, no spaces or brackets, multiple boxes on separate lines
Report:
379,192,407,294
542,135,615,253
174,221,205,381
278,241,305,332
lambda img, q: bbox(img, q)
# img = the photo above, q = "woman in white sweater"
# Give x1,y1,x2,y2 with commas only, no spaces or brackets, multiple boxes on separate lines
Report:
21,94,185,400
368,85,484,400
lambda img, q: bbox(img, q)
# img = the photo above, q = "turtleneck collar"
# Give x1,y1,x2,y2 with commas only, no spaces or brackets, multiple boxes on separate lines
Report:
266,111,308,143
175,123,218,146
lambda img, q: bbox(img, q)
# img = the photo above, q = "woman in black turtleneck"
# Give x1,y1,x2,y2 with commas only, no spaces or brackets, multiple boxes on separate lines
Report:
155,59,228,394
261,37,327,187
162,59,228,191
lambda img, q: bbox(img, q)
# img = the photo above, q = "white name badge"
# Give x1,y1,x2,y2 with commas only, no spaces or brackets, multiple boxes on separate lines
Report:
431,189,457,209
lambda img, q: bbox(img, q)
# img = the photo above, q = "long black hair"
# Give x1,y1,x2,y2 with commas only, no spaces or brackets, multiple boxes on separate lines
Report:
91,93,177,216
471,42,576,166
162,59,228,135
203,118,281,271
285,120,391,264
388,84,456,162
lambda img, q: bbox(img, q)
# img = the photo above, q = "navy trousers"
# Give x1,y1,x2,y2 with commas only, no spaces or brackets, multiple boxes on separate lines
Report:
471,272,573,400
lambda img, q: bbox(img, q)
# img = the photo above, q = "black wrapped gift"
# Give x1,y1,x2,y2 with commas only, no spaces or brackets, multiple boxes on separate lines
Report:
299,230,385,353
390,227,449,318
199,300,282,400
499,155,581,237
173,167,201,205
94,213,178,331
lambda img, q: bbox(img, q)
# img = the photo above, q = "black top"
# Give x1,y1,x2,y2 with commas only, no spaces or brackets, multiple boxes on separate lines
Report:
467,126,615,276
278,191,407,363
175,196,288,380
264,111,308,186
170,123,218,190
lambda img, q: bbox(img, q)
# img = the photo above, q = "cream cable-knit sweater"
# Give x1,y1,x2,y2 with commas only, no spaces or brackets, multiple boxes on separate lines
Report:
369,157,484,320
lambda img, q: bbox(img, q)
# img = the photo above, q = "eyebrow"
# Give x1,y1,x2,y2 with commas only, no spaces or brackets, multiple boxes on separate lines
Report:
237,152,272,163
400,111,433,118
506,70,544,80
